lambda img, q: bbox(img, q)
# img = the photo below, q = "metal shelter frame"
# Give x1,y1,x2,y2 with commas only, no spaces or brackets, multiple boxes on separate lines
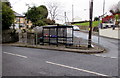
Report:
42,25,73,46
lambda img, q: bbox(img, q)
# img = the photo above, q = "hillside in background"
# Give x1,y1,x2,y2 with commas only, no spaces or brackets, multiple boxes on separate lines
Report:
73,21,102,27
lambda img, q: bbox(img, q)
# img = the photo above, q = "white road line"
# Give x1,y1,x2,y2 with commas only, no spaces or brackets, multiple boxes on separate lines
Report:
92,54,117,59
110,57,117,59
3,52,28,58
46,61,109,77
94,54,101,57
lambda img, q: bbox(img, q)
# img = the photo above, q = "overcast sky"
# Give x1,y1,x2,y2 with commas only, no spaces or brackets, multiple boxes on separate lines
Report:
9,0,120,24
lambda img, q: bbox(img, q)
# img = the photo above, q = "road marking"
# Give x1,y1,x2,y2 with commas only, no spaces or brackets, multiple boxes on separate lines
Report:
93,54,117,59
94,54,101,57
3,52,28,58
110,57,117,59
46,61,109,76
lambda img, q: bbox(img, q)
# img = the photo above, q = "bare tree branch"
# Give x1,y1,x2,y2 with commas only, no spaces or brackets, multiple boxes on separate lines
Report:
109,1,120,14
47,2,60,21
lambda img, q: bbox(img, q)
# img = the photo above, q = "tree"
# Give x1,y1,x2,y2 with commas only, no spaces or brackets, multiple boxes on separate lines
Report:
25,5,48,26
94,17,100,21
47,2,59,22
109,1,120,14
40,5,48,18
36,20,46,26
3,2,11,7
109,1,120,25
43,18,55,25
2,2,15,30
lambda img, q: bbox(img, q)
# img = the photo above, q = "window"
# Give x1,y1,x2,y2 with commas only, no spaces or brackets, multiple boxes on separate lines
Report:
16,17,19,22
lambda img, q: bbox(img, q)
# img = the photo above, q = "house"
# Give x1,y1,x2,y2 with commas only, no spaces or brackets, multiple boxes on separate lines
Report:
99,13,120,39
11,12,32,29
14,12,25,29
102,13,120,28
25,18,32,28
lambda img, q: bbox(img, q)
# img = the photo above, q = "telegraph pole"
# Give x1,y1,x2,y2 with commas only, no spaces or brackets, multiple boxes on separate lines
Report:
103,0,105,16
72,4,74,22
88,0,93,48
64,12,67,25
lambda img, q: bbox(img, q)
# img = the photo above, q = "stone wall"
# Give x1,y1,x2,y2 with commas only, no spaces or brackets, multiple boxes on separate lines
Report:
2,29,19,43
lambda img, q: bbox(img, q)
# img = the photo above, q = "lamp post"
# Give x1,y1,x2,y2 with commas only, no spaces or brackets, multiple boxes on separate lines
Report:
88,0,93,48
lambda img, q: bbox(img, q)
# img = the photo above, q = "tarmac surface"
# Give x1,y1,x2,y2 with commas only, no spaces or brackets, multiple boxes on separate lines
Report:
2,45,118,77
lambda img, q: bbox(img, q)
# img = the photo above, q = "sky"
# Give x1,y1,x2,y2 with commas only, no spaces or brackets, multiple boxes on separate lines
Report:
9,0,120,24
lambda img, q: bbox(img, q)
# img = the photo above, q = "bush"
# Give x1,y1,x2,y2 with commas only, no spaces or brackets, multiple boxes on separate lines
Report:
43,18,55,25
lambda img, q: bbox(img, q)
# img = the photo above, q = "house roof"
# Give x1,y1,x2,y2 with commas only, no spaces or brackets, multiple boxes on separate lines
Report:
102,13,120,23
14,12,25,17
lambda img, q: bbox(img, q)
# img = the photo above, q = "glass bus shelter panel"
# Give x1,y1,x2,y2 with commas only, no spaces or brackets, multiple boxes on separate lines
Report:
58,28,63,37
50,28,57,44
66,38,73,44
58,28,67,37
50,28,57,37
67,28,73,37
58,38,66,44
43,28,49,36
43,28,49,43
50,38,57,44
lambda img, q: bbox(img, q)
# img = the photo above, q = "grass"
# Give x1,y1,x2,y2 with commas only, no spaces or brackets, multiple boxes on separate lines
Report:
73,21,102,27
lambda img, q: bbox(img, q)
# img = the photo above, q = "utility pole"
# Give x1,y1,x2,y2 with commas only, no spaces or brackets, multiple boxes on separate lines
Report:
64,12,67,25
103,0,105,16
88,0,93,48
72,4,74,22
98,16,101,45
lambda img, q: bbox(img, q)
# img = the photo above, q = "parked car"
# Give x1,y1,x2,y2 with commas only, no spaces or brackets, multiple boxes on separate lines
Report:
72,25,80,31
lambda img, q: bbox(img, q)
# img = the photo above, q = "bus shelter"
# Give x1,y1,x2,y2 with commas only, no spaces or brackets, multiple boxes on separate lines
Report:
42,25,73,46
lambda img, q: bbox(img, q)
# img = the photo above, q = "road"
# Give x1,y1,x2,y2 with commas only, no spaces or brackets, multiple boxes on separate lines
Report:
2,45,118,77
73,31,119,58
